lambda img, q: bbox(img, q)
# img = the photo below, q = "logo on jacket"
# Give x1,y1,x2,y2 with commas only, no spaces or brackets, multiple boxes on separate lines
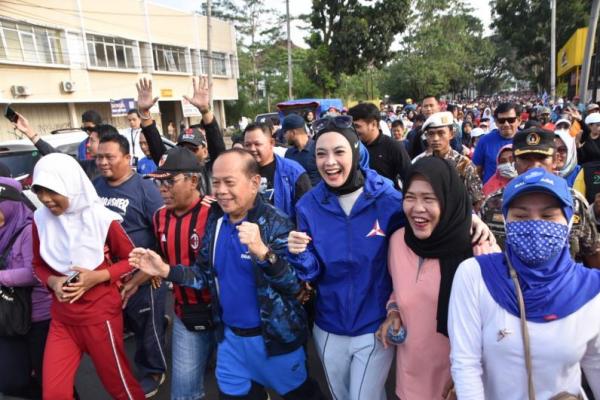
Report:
366,219,386,238
190,232,200,250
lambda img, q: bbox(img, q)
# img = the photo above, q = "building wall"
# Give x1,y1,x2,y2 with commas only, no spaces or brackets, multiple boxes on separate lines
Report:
0,0,238,140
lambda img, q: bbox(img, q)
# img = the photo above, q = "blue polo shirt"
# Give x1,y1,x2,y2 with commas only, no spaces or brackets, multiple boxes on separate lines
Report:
285,140,320,186
214,214,261,329
472,129,513,184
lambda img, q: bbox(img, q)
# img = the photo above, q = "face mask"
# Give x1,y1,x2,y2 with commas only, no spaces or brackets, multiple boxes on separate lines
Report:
505,220,568,266
497,162,517,179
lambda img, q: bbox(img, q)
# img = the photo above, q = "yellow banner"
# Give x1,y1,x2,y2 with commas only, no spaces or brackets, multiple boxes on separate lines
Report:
558,28,588,77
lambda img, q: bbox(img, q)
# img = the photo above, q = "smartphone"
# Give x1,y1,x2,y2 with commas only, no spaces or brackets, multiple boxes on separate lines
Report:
63,272,80,287
4,105,18,124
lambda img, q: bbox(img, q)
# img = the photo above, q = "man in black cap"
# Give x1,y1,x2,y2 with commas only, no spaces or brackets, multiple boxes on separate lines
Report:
481,127,600,267
283,114,320,186
134,146,216,400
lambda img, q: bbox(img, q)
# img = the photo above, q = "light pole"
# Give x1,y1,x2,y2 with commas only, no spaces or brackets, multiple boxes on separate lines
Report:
550,0,556,101
286,0,293,99
579,0,600,102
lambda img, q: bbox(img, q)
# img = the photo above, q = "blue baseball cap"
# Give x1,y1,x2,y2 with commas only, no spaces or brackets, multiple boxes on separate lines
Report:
281,113,306,133
502,168,573,220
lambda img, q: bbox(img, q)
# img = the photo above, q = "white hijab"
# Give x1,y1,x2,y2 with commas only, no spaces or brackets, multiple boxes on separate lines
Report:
32,153,122,275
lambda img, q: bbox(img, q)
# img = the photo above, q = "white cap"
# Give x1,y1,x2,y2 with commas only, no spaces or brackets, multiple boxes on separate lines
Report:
470,127,486,138
585,113,600,125
422,111,454,131
554,118,571,129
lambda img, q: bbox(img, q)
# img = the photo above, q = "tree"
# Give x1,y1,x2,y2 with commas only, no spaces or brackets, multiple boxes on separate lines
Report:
491,0,592,91
380,0,500,100
306,0,411,95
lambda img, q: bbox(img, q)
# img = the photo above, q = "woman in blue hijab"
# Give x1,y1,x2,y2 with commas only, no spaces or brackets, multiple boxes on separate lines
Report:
448,168,600,399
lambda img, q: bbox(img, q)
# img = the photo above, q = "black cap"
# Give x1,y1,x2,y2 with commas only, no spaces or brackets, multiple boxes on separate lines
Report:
513,127,555,157
145,147,202,179
177,127,207,147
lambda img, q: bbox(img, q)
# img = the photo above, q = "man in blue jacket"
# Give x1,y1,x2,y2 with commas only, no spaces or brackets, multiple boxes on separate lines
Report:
130,149,325,400
243,123,312,219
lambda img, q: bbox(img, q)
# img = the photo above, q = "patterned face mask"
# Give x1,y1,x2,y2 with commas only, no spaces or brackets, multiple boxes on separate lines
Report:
505,220,568,265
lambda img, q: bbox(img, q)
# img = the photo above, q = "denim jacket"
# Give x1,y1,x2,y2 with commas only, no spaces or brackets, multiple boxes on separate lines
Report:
167,195,307,356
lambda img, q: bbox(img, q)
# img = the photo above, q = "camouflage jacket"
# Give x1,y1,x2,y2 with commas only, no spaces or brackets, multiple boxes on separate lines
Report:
167,195,307,356
414,149,484,206
481,187,600,261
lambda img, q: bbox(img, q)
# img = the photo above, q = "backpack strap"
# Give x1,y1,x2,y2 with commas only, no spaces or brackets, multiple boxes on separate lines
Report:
505,253,535,400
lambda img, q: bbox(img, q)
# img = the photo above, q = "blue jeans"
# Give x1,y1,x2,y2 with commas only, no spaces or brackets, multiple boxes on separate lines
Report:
171,316,215,400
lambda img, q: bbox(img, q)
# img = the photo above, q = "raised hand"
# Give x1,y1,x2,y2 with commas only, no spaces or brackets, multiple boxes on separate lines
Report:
183,76,210,113
136,77,159,113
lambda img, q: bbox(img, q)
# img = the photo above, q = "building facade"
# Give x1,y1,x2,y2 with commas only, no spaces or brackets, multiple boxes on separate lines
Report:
0,0,239,140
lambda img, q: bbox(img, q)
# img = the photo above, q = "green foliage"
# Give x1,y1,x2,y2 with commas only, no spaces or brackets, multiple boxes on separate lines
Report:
306,0,411,94
380,0,502,101
491,0,592,90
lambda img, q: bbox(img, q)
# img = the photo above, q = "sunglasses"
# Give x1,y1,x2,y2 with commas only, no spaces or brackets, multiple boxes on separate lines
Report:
153,174,189,188
312,116,354,135
81,126,95,133
496,117,518,125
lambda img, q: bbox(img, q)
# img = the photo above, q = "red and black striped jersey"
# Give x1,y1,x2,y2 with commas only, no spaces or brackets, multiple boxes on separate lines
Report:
153,196,214,317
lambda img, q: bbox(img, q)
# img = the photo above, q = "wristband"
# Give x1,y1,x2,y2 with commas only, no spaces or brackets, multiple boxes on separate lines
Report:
140,110,152,120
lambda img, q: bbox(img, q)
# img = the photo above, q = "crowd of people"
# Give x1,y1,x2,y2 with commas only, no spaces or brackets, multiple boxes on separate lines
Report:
0,80,599,400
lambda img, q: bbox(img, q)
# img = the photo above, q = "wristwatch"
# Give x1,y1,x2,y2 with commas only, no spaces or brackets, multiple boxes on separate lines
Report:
263,249,278,265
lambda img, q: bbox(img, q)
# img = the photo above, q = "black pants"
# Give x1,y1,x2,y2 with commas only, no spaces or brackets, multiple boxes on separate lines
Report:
0,319,50,399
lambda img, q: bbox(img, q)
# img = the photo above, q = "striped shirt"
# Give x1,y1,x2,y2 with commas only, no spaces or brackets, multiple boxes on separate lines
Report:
153,196,214,317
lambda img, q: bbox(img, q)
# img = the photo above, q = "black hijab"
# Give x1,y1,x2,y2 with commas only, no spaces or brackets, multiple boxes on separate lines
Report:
403,157,473,336
315,126,364,195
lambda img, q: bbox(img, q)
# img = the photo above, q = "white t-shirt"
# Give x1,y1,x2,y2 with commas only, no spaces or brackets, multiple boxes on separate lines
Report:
119,128,146,163
448,257,600,400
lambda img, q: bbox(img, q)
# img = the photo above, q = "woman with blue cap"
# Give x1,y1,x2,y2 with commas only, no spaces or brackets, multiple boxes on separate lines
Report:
448,168,600,399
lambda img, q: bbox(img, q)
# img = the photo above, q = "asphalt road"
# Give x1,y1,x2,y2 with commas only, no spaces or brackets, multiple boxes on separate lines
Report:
71,291,397,400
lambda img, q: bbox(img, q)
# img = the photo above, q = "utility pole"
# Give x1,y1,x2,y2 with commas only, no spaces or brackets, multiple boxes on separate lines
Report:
286,0,293,99
207,0,213,108
550,0,556,101
580,0,600,102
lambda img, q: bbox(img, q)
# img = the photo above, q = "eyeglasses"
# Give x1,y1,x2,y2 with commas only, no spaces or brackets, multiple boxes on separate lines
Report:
556,146,568,155
312,116,354,135
496,117,518,125
81,126,94,133
153,175,188,188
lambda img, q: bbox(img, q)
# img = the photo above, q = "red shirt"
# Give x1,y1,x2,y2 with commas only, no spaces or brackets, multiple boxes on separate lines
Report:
153,197,213,317
32,220,134,325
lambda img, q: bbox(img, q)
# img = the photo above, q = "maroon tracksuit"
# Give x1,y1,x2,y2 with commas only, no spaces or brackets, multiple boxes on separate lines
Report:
33,220,144,400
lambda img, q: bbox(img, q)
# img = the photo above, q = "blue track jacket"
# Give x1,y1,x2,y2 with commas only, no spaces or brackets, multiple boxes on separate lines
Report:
287,168,405,336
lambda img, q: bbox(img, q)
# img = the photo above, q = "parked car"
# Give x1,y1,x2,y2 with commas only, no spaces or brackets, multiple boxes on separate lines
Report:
254,112,280,126
0,129,175,207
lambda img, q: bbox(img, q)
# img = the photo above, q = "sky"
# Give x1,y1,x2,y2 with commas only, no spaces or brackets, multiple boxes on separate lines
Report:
152,0,494,47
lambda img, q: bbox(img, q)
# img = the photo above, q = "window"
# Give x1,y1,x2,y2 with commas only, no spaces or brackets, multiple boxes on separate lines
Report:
0,19,64,65
200,50,229,76
86,34,139,69
152,44,188,73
